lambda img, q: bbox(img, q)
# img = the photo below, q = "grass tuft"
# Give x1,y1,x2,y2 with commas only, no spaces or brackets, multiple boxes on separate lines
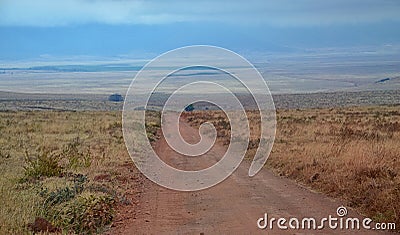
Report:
23,149,62,180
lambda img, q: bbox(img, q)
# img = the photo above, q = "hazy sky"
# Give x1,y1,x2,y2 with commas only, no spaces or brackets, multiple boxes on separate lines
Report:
1,0,400,60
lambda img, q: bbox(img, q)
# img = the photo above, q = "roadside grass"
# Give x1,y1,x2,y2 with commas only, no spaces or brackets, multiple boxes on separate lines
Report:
0,111,131,234
185,105,400,228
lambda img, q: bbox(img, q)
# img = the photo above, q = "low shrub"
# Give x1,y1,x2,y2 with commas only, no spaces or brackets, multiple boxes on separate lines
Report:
23,150,62,180
40,175,86,207
51,193,115,234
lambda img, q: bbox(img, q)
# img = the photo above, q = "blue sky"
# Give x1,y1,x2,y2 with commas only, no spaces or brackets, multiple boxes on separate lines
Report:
1,0,400,60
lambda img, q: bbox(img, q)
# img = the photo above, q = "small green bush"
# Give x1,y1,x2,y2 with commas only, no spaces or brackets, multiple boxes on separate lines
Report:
23,150,62,179
40,175,86,207
52,193,115,234
37,174,115,234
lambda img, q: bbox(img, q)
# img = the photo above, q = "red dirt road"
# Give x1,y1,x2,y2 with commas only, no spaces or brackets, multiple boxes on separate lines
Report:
109,117,387,234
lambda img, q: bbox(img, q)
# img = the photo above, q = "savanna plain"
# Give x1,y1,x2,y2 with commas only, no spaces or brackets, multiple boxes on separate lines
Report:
0,103,399,233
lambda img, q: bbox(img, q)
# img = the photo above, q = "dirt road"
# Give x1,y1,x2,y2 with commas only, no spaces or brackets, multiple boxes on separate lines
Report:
110,116,386,234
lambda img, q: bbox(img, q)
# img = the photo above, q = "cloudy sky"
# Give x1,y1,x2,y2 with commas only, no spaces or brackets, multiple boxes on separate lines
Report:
1,0,400,60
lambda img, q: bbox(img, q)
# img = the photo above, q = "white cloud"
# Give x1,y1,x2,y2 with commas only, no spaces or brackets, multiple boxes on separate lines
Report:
0,0,400,27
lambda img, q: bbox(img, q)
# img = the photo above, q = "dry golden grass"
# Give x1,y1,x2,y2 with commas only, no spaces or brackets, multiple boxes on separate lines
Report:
1,107,398,232
0,111,131,234
185,106,400,227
